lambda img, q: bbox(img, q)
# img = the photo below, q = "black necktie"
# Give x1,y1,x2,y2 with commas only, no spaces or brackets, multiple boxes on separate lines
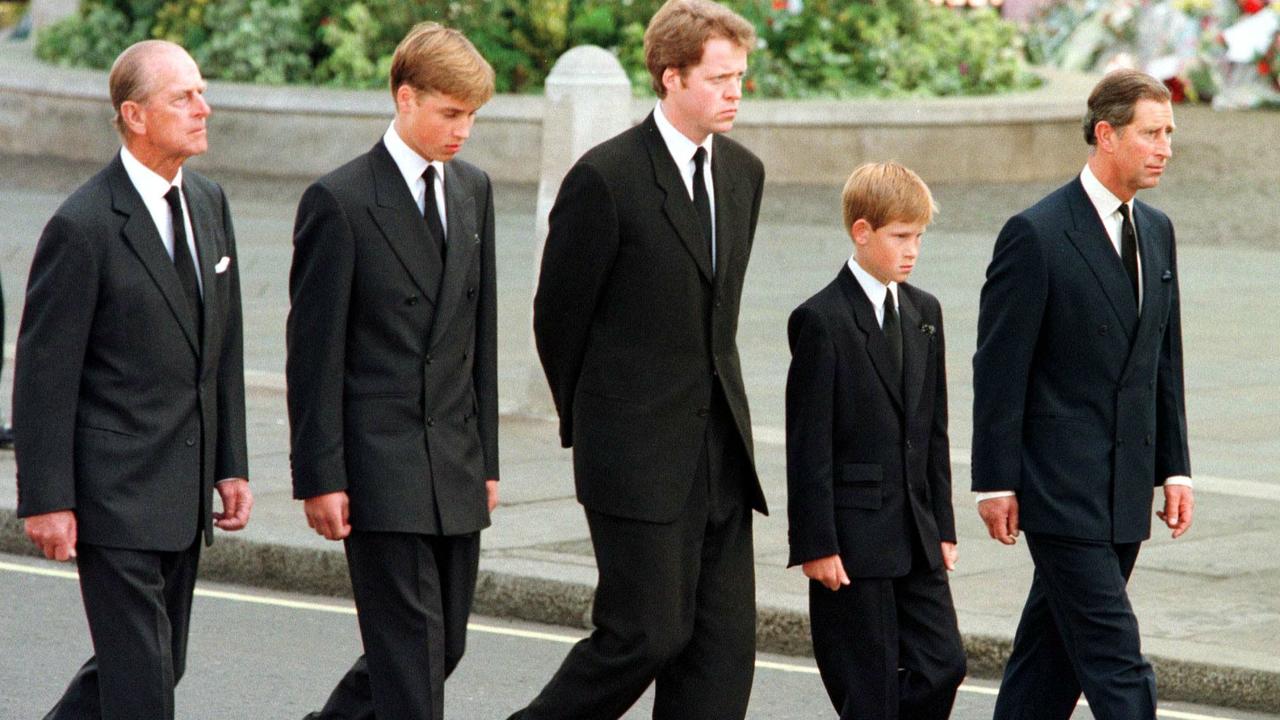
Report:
692,147,713,273
1119,203,1139,304
164,186,202,337
883,288,902,382
423,165,446,260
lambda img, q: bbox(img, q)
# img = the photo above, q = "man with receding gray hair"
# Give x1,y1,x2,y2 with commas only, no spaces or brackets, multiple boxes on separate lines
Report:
14,39,250,720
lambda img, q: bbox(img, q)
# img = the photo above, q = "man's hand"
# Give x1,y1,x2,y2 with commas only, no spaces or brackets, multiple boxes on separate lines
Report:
941,541,958,571
25,510,78,561
486,479,499,514
802,554,850,592
214,478,253,531
1157,484,1194,539
978,495,1020,545
304,491,351,541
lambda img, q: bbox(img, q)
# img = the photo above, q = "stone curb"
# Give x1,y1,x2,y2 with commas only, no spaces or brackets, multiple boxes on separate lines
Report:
3,509,1276,713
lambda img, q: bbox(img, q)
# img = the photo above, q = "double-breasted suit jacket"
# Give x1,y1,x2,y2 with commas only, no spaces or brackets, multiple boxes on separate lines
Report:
972,177,1191,543
786,268,955,577
533,113,768,522
287,140,498,535
15,154,248,550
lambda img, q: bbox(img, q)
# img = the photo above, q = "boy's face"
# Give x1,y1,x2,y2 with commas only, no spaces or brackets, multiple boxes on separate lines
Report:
394,86,480,163
851,218,926,285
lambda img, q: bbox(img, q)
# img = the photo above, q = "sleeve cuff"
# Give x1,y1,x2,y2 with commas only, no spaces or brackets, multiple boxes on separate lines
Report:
975,490,1017,503
1164,475,1193,487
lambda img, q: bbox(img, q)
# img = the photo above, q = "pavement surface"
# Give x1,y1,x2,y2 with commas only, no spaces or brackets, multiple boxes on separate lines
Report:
1,101,1278,714
2,553,1272,720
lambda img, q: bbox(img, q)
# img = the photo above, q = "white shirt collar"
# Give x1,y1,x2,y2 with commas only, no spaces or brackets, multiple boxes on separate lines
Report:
383,122,443,192
120,145,182,198
847,256,898,314
654,101,713,171
1080,163,1129,223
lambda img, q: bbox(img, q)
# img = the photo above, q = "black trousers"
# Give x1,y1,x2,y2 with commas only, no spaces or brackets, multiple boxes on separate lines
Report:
993,534,1155,720
809,537,965,720
310,531,481,720
511,394,756,720
44,538,202,720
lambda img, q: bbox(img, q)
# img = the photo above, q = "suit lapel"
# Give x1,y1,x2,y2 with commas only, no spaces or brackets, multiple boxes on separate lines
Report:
898,288,927,417
426,163,477,350
643,115,714,283
109,156,200,355
836,267,903,412
367,141,443,303
1063,178,1139,334
185,179,220,360
711,137,750,295
1120,202,1167,380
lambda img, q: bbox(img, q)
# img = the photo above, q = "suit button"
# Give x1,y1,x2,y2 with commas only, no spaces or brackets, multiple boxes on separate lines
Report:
906,440,914,451
1144,435,1153,446
185,437,196,447
406,296,419,306
696,407,710,417
427,417,435,427
1159,323,1166,332
426,354,434,365
1098,324,1109,336
463,351,469,360
467,287,476,299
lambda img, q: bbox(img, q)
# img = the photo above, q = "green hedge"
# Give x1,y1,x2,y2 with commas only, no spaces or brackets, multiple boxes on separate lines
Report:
35,0,1037,97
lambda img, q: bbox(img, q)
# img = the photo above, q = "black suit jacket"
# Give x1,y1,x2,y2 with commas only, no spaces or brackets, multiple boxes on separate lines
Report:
972,177,1191,543
533,113,768,523
14,153,248,551
786,268,954,577
287,141,498,536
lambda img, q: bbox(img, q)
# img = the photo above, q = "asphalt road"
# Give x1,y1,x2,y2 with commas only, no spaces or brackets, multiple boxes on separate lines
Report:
1,554,1270,720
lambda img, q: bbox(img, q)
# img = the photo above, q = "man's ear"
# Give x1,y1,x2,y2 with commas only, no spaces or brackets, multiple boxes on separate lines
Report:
120,100,146,136
1094,120,1118,153
661,66,683,95
393,84,416,115
850,218,872,246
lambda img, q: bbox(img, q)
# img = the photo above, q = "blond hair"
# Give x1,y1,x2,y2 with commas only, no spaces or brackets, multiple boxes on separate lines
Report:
842,162,937,232
644,0,756,98
389,22,495,107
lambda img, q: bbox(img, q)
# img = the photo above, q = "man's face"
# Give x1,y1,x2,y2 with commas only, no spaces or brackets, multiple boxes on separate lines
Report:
395,88,479,162
128,47,210,165
852,218,926,286
661,36,748,144
1101,99,1175,198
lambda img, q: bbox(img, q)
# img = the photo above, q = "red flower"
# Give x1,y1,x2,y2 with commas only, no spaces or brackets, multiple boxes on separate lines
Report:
1240,0,1265,14
773,0,788,9
1163,76,1187,103
1260,59,1273,77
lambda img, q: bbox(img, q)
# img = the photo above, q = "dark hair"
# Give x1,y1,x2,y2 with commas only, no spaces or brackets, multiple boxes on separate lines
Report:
1082,69,1172,146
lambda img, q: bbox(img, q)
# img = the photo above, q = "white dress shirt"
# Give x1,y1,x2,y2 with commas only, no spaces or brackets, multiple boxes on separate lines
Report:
1080,163,1142,306
846,256,898,328
654,101,716,272
976,166,1189,503
383,122,447,236
119,146,202,296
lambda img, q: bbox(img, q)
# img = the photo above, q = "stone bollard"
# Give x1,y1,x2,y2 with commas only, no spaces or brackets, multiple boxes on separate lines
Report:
519,46,632,417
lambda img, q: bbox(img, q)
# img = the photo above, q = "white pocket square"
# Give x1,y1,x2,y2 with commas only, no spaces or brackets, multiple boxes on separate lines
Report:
215,256,231,273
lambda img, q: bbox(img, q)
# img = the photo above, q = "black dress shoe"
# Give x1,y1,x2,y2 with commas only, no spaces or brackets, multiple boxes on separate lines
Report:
0,426,12,450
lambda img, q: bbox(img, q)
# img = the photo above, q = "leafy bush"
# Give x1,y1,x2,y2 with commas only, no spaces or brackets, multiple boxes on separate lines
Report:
34,0,1037,97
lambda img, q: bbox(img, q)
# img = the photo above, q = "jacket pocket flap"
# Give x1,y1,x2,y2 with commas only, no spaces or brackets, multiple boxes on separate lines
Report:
838,463,882,485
